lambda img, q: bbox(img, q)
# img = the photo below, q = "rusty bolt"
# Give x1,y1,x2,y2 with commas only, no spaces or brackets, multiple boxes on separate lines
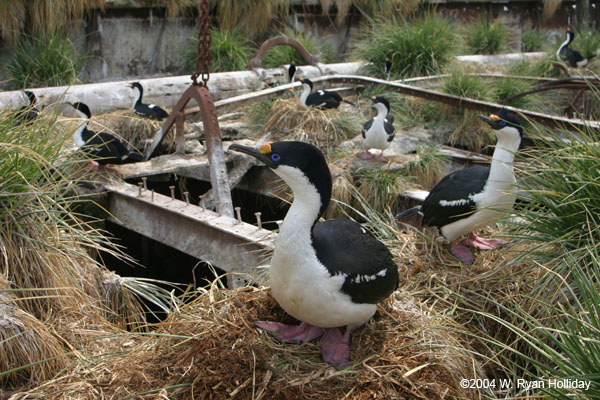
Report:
151,189,155,202
142,176,148,190
234,206,242,223
254,212,262,229
199,195,205,210
184,192,190,206
138,182,143,196
169,185,175,200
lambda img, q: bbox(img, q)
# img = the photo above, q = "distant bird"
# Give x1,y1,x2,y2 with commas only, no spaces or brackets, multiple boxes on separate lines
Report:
14,90,39,125
229,141,399,370
128,81,169,120
397,109,523,265
384,58,392,80
288,62,297,83
298,77,355,109
69,102,144,168
361,96,395,161
557,27,595,68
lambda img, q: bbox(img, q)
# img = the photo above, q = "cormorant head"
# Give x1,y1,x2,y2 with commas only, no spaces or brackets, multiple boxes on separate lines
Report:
70,102,92,119
478,109,523,140
229,141,332,217
128,81,142,91
371,96,391,113
299,77,313,91
24,90,36,106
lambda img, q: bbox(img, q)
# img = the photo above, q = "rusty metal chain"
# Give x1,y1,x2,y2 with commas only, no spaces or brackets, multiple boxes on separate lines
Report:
192,0,211,86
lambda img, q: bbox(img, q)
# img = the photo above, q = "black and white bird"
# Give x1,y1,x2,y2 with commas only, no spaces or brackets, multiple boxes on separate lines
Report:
288,62,297,83
361,96,395,161
557,27,595,68
229,141,399,369
128,81,169,120
384,57,392,80
298,77,355,109
69,102,144,168
15,90,40,125
397,109,522,265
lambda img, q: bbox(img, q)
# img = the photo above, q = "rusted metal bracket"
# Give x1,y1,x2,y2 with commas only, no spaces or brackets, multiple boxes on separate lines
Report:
144,85,234,217
247,35,325,74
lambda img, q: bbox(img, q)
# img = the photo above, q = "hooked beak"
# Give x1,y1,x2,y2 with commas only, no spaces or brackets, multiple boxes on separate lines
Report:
127,82,135,88
229,143,276,168
477,114,503,130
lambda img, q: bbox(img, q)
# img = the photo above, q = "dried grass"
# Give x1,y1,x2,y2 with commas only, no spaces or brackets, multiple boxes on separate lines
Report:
263,98,358,156
15,283,482,399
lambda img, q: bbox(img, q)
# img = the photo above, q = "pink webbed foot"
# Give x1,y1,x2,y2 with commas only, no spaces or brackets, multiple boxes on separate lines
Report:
449,242,475,265
255,321,324,344
464,232,506,250
83,160,100,171
320,327,351,370
360,150,374,160
377,151,386,162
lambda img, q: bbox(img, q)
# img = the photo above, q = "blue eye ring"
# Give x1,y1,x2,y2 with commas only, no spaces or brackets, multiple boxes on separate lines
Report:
498,120,506,126
271,153,281,162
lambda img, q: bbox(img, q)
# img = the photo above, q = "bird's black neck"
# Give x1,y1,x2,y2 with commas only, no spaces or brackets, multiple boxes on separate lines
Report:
135,86,144,104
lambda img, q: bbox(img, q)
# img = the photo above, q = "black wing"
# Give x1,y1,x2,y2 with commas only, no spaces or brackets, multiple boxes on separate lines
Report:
306,91,341,109
383,117,395,141
362,118,374,138
150,105,169,120
565,48,585,67
421,165,489,229
135,103,168,120
386,114,395,124
81,130,130,164
312,219,399,304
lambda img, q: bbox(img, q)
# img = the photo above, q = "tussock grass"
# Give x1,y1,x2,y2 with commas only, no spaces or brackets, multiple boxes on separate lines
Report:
353,14,457,79
262,98,360,155
4,32,84,90
400,144,445,190
521,26,550,52
211,0,288,38
464,15,509,55
355,168,412,215
183,28,252,73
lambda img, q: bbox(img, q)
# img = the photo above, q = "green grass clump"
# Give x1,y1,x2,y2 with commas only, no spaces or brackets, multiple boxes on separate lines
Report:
507,56,562,78
442,68,489,100
400,145,445,189
353,13,457,79
465,15,509,55
248,99,274,130
356,168,410,214
491,77,536,109
4,32,84,89
521,26,549,52
261,28,336,68
183,28,252,73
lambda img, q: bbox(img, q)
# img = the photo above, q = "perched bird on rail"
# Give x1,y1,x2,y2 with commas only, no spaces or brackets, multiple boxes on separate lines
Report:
298,77,355,109
557,27,596,68
229,140,399,369
69,101,144,168
384,57,392,80
128,81,169,120
397,109,523,265
361,96,395,161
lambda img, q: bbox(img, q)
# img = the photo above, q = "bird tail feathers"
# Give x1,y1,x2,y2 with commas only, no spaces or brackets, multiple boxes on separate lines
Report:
396,206,421,219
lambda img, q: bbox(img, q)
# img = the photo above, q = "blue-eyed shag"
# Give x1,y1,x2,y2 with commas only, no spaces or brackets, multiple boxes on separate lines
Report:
229,140,399,369
70,102,144,168
288,62,297,83
397,109,522,265
385,58,392,80
361,96,395,161
557,27,595,68
128,81,169,120
298,77,355,109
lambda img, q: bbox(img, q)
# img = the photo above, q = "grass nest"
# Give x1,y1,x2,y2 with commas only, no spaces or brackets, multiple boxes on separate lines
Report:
17,284,482,399
263,98,360,155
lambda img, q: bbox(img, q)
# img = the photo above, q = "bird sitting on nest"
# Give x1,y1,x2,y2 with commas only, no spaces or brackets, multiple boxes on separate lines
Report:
14,90,40,126
397,109,523,265
229,140,399,370
69,101,144,169
361,96,395,162
128,81,169,121
557,27,596,68
298,77,355,109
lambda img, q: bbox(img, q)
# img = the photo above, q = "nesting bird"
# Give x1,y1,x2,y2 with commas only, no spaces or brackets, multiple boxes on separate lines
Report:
361,96,395,161
69,102,144,168
557,27,595,68
298,77,355,109
230,141,399,369
397,109,523,265
15,90,40,125
128,81,169,120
